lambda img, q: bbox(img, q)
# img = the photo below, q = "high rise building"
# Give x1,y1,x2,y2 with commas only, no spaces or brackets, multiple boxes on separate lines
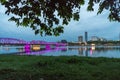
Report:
78,36,83,42
85,32,88,42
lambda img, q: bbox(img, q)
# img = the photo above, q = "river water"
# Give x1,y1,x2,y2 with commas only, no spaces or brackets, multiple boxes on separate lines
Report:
0,45,120,58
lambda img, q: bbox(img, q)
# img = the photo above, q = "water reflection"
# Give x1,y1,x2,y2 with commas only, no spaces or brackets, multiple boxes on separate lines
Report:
68,46,120,57
1,45,120,58
0,45,67,56
89,46,120,53
85,47,88,57
78,47,83,56
77,46,120,57
23,47,67,55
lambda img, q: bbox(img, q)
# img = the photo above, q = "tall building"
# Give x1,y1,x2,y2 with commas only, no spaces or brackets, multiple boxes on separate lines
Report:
85,32,88,42
78,36,83,42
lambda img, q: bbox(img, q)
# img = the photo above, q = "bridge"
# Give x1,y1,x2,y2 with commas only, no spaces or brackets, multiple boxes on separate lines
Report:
0,38,67,45
0,38,27,45
0,38,67,52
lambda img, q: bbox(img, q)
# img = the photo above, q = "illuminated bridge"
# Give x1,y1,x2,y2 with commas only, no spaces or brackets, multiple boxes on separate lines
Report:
0,38,67,46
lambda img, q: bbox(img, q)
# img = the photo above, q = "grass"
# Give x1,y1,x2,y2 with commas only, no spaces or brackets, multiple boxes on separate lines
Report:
0,55,120,80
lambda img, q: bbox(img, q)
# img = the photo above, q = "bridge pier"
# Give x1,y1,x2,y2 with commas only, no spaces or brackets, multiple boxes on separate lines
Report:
24,44,31,53
56,44,59,47
54,44,60,50
46,44,51,50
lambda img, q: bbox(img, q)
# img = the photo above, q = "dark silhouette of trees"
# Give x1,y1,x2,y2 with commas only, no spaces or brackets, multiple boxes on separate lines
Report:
87,0,120,22
61,39,67,43
0,0,119,36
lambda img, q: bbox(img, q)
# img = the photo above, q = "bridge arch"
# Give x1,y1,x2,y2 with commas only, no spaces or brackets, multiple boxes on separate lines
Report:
0,38,27,45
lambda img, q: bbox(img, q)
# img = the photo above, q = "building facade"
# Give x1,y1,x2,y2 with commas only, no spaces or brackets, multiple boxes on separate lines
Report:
85,32,88,42
78,36,83,42
91,36,99,41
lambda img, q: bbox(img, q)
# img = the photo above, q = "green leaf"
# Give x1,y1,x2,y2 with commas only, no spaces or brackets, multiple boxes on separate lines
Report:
35,29,39,35
73,12,80,21
0,0,6,4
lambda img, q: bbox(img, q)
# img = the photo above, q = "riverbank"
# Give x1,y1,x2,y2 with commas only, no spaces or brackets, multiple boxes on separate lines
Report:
0,55,120,80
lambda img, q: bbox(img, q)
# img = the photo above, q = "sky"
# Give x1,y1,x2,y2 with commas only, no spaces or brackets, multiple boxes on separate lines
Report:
0,2,120,42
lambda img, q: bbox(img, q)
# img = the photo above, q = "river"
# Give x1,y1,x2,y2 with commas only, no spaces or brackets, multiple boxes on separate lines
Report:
0,45,120,58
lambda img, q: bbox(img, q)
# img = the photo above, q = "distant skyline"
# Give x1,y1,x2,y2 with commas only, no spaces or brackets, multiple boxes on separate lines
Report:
0,3,120,42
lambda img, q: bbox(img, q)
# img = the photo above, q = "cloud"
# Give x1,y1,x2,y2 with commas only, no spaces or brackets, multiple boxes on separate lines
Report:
0,3,120,42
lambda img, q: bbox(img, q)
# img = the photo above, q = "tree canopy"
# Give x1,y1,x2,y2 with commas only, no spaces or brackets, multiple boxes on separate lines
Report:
0,0,120,36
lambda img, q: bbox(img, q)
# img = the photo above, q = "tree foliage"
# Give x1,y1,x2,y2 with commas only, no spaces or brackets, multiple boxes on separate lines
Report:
0,0,120,36
87,0,120,22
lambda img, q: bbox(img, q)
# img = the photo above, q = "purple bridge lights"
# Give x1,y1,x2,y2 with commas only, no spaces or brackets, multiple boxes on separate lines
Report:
24,41,67,52
0,38,67,52
24,44,31,53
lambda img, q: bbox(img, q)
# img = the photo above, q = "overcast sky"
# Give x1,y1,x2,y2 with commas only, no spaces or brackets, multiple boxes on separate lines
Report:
0,2,120,42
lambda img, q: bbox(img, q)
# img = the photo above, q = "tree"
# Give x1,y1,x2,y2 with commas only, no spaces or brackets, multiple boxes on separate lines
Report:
87,0,120,22
0,0,120,36
61,39,67,43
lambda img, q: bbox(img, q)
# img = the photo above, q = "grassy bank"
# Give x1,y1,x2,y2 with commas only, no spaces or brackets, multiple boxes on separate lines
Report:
0,55,120,80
